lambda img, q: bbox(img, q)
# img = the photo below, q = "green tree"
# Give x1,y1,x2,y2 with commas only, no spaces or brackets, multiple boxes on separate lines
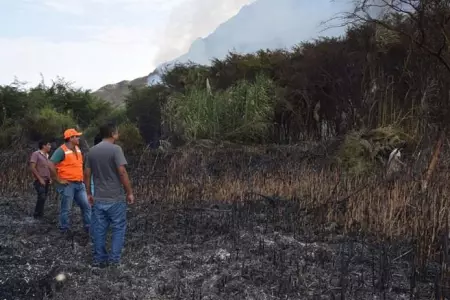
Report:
125,85,168,147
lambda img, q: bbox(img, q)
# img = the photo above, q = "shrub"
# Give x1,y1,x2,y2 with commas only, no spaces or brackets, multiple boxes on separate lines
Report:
116,122,145,154
336,126,415,175
0,121,23,149
24,107,76,141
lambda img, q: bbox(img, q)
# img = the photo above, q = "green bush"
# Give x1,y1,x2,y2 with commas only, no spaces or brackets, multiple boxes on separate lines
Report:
336,126,414,175
24,107,76,141
0,120,23,148
116,122,145,154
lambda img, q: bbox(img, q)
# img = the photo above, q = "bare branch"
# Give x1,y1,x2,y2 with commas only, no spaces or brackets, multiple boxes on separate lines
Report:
337,0,450,73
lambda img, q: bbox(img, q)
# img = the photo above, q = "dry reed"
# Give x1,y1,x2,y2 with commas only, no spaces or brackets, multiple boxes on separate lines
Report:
1,144,448,271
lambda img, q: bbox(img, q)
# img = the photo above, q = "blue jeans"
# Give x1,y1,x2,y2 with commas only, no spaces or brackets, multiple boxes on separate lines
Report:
56,182,91,232
91,200,127,264
90,176,95,195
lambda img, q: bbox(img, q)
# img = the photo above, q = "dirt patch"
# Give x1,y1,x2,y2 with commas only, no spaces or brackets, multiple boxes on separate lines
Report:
0,195,442,300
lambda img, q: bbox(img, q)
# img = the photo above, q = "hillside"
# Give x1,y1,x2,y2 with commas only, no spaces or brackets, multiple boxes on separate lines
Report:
93,0,348,104
91,75,148,107
147,0,347,85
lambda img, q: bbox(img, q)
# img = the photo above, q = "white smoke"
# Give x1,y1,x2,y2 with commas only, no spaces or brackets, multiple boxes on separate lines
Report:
154,0,255,65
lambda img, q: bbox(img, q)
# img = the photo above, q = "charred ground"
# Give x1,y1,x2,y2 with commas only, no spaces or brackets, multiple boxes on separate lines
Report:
0,194,443,300
0,143,448,299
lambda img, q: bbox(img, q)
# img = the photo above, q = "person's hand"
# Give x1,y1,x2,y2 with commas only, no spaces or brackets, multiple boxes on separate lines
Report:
87,194,94,206
126,193,135,205
39,178,46,186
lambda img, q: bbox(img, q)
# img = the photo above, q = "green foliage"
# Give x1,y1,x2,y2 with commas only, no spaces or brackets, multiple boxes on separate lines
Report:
116,122,145,154
165,74,275,143
0,83,29,125
41,79,112,128
336,126,414,175
2,7,449,151
106,108,128,125
24,107,76,141
0,120,23,148
161,62,210,93
125,85,167,145
336,131,376,176
82,125,101,145
0,78,115,148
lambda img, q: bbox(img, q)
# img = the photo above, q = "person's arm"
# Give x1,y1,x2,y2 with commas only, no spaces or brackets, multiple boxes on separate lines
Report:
29,152,45,185
118,165,133,195
49,148,67,184
114,146,133,196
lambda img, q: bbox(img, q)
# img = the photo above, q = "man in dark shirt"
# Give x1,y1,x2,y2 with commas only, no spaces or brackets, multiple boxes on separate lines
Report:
84,123,135,267
29,140,52,219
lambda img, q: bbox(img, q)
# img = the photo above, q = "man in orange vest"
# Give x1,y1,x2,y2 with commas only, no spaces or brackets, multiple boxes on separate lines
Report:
49,128,91,233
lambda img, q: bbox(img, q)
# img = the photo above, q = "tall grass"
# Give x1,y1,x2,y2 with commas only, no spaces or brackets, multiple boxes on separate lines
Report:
3,144,448,271
164,74,275,143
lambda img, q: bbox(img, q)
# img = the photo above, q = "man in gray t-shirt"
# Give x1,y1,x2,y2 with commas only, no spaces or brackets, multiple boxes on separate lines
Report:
84,123,135,267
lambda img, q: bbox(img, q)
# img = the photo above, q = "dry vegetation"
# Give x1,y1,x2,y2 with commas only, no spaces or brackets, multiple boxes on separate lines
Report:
1,140,449,299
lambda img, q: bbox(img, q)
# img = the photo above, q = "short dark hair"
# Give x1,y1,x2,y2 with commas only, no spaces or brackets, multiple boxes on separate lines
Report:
94,133,102,145
99,122,118,139
38,140,50,149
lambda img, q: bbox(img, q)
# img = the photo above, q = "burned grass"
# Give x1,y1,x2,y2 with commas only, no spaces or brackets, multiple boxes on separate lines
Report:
0,195,444,299
0,143,449,299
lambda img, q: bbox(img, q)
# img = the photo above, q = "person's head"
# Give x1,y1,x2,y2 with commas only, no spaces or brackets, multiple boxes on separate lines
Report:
99,122,119,142
38,140,52,153
63,128,82,146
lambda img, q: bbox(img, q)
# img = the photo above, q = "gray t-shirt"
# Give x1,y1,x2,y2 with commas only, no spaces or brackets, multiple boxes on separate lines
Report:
86,141,128,202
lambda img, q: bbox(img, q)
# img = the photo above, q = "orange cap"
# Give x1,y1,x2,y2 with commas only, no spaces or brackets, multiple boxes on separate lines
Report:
63,128,82,139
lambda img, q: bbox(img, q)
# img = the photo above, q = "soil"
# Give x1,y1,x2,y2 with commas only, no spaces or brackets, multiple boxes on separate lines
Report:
0,194,443,300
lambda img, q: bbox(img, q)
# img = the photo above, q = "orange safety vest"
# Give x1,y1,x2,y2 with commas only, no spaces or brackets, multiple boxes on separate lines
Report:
56,144,84,182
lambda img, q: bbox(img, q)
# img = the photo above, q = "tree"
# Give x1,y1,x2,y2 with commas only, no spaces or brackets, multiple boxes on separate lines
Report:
125,85,169,148
337,0,450,72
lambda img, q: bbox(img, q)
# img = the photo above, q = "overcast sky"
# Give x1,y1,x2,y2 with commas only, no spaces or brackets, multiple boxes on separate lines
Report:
0,0,254,90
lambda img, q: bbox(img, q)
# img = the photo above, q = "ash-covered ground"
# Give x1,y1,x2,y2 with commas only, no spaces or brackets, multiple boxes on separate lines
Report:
0,194,441,300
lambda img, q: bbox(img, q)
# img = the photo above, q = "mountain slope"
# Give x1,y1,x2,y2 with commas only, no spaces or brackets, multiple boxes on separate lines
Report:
94,0,349,104
147,0,349,85
92,76,147,107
